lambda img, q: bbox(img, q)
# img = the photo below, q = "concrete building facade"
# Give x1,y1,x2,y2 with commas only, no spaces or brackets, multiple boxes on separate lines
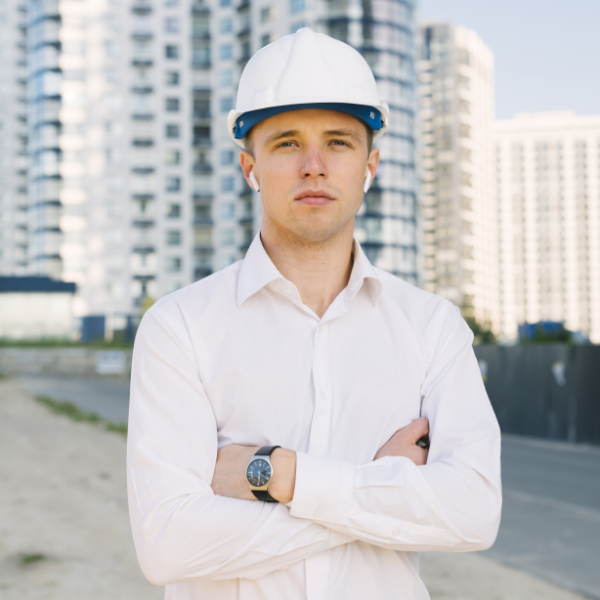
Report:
494,112,600,343
418,23,499,331
0,0,29,275
6,0,418,337
211,0,420,282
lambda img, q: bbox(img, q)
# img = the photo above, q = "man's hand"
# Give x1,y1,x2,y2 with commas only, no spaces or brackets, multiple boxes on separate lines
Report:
211,445,297,503
374,418,430,466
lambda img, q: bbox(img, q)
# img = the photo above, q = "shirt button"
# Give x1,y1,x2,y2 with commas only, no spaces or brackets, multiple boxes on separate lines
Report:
320,391,327,400
392,528,400,536
314,511,321,518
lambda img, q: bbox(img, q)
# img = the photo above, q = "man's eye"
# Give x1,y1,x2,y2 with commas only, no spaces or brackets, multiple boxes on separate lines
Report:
279,141,295,148
331,140,348,147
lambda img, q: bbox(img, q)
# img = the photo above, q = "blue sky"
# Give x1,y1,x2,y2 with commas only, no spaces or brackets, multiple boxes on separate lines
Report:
417,0,600,119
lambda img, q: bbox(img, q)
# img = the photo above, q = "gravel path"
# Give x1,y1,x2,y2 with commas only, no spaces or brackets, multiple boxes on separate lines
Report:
0,380,587,600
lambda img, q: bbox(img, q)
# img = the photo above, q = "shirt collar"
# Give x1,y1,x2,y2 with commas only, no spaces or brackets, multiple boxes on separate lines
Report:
237,232,383,308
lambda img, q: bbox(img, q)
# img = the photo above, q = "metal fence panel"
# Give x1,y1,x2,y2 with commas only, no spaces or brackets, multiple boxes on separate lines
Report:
473,344,600,445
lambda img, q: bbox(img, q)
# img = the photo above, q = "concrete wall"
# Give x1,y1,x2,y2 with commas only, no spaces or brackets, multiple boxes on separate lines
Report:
0,348,132,378
0,293,73,339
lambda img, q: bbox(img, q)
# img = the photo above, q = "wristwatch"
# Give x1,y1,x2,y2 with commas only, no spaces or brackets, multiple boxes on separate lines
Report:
246,445,281,502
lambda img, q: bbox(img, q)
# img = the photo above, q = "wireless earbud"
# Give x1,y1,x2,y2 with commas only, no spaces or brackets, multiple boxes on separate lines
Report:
249,170,260,192
363,170,372,193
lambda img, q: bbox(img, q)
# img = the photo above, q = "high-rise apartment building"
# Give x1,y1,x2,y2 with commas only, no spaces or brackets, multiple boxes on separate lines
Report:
7,0,418,337
0,1,28,275
212,0,420,282
494,112,600,343
27,0,196,336
418,23,498,331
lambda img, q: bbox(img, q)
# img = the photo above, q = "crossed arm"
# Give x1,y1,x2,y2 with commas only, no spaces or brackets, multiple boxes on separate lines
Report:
127,302,502,586
211,418,431,504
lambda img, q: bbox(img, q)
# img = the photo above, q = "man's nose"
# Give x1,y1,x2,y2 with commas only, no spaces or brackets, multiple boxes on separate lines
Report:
300,147,328,180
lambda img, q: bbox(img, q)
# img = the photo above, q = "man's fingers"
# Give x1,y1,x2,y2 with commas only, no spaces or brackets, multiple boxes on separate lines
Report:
406,417,430,443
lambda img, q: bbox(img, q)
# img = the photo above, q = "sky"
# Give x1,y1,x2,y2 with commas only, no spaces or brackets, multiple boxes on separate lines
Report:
417,0,600,119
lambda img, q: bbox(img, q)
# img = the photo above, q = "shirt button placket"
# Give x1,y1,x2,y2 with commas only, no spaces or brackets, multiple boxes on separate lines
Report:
305,322,332,600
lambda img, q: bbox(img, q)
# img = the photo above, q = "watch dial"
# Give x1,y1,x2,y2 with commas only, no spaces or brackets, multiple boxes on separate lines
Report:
246,459,272,487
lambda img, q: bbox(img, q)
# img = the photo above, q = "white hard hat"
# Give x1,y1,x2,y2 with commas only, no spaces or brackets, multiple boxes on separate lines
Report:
228,28,389,148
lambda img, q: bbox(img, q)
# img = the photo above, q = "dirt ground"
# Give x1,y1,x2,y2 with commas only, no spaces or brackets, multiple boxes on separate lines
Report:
0,379,587,600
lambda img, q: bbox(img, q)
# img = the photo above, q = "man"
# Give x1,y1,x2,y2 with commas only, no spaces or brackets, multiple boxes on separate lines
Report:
127,29,501,600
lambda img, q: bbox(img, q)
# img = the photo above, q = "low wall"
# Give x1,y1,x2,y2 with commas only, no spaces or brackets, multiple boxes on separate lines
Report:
0,348,132,379
474,344,600,446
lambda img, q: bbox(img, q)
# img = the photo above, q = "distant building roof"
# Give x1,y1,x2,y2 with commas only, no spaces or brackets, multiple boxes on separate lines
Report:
0,276,76,293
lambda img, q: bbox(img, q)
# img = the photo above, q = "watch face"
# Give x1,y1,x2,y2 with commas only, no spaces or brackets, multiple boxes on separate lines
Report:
246,459,272,487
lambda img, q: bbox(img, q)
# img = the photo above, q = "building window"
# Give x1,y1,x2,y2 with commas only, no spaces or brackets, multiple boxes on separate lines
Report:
166,203,181,218
104,41,120,57
165,98,180,112
220,0,231,6
165,44,179,59
220,229,235,246
221,203,235,218
219,69,233,86
166,257,182,272
165,0,179,5
291,21,305,33
193,17,210,37
219,18,232,33
166,230,182,245
219,44,233,60
165,71,180,86
192,44,211,66
164,18,180,33
221,176,235,192
220,149,234,165
261,33,271,47
165,124,180,139
166,176,181,192
165,150,181,165
220,97,234,113
261,6,273,22
290,0,305,13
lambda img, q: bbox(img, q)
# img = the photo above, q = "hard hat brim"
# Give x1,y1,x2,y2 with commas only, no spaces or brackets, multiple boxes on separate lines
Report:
228,102,389,149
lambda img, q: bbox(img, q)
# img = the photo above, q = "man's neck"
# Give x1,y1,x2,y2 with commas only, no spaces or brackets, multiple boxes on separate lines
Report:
260,221,355,319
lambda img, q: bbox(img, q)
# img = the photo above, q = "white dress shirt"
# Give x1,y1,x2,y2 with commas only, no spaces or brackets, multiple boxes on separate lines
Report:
127,233,502,600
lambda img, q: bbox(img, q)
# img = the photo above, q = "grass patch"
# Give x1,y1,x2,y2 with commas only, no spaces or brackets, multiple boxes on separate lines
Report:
19,553,47,565
0,338,134,348
34,395,127,436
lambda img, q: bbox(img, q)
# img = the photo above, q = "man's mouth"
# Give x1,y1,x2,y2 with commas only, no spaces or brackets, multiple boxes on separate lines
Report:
294,190,335,207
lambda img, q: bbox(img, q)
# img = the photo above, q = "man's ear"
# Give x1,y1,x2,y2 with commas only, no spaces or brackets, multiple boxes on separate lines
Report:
240,150,258,191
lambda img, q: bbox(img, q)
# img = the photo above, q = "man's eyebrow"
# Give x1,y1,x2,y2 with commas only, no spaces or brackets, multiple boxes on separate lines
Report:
265,130,301,144
324,128,362,141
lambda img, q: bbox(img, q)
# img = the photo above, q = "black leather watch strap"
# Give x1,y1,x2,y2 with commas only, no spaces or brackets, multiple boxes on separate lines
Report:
252,489,279,502
250,446,281,503
254,445,281,456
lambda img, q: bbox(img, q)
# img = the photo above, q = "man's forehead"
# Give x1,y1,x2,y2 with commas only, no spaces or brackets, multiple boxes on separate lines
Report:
256,108,366,138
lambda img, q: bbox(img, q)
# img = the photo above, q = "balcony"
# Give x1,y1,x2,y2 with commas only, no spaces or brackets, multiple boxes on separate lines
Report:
193,163,212,174
194,267,213,280
192,1,211,15
132,218,155,227
192,59,211,69
193,109,211,120
132,245,155,254
193,136,212,147
194,216,213,226
131,58,153,67
132,1,152,14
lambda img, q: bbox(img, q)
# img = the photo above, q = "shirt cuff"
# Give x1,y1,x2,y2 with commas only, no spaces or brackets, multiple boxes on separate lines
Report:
289,452,355,527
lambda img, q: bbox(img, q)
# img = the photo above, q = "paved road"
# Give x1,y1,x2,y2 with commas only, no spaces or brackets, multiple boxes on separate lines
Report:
14,377,600,597
16,376,130,424
486,435,600,598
